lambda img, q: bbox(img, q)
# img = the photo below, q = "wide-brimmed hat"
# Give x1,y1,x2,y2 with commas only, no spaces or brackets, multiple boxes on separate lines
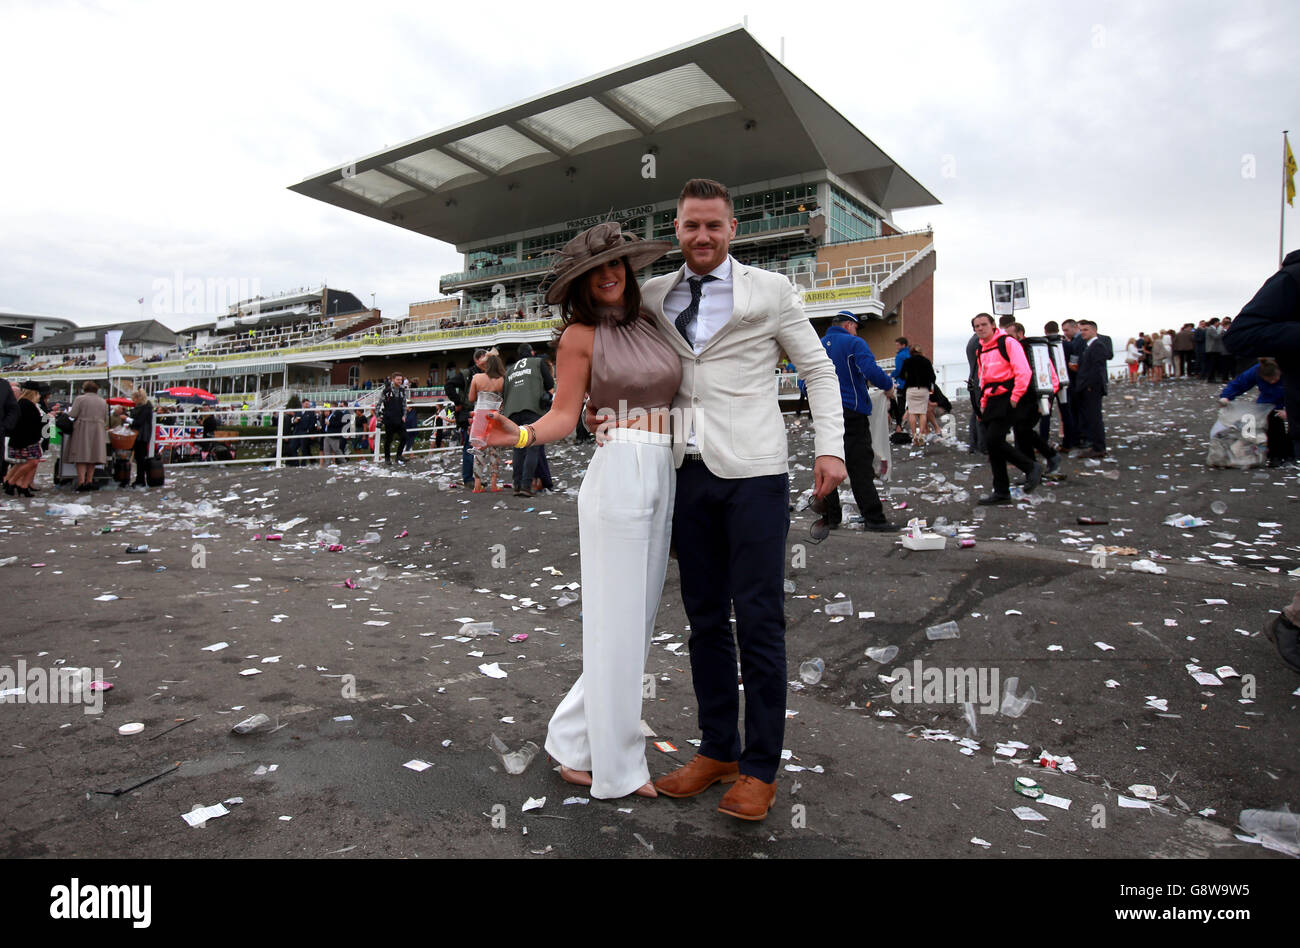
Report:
20,379,49,394
540,221,671,305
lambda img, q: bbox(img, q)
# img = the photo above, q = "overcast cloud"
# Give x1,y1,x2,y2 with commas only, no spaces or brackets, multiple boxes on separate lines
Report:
1,0,1297,366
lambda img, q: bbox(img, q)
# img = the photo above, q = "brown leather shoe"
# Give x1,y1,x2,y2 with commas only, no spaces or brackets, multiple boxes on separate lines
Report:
654,754,740,798
717,774,777,821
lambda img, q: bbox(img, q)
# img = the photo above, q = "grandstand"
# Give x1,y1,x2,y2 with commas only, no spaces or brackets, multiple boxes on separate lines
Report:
14,25,938,403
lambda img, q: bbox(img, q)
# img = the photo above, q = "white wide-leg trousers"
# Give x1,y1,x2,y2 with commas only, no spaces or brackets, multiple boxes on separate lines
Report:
544,427,674,799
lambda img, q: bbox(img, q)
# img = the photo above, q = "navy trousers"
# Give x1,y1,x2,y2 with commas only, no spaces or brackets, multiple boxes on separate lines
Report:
1075,386,1106,451
672,459,790,783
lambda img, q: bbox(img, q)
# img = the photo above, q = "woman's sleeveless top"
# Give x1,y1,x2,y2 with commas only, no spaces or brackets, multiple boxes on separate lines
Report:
586,308,682,417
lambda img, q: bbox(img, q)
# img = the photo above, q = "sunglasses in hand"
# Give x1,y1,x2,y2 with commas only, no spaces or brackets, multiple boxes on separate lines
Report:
804,493,831,544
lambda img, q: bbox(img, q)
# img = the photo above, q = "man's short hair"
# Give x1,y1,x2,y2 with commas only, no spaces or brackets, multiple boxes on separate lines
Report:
998,314,1016,328
472,348,488,360
1062,318,1078,328
677,178,733,216
1078,319,1098,329
971,312,995,328
1044,320,1059,333
517,343,534,358
1011,322,1026,336
895,336,909,347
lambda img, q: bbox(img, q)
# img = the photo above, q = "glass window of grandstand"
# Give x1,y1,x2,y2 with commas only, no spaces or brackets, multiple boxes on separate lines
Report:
827,187,879,244
733,184,817,226
348,365,360,388
522,230,578,262
468,242,518,272
653,210,676,241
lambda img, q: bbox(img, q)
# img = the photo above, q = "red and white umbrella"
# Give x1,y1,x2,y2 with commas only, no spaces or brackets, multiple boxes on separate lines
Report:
158,386,218,405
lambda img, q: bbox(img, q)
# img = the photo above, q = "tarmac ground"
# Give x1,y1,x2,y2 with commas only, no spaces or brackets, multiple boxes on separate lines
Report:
0,377,1296,860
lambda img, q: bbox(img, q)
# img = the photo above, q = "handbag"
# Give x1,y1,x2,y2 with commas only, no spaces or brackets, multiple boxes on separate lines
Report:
56,413,75,435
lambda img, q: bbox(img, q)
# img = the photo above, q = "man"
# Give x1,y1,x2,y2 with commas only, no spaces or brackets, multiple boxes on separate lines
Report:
1203,317,1225,382
500,343,553,497
1038,320,1064,443
1059,318,1084,450
964,329,986,454
295,399,319,463
1193,319,1208,378
615,178,846,821
1071,319,1112,458
379,375,408,465
403,404,420,457
323,403,347,464
1173,322,1196,378
819,312,896,531
1006,323,1061,475
972,313,1041,504
0,376,18,484
1223,248,1300,673
889,336,910,430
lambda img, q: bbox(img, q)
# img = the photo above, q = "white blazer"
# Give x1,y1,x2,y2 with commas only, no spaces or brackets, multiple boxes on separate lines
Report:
642,258,845,477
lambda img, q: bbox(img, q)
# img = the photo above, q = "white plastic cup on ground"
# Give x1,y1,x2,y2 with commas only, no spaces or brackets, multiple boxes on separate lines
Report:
925,621,960,640
799,658,825,685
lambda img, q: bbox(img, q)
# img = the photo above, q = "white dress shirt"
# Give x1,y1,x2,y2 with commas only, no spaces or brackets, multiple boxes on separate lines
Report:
662,255,734,353
662,256,734,446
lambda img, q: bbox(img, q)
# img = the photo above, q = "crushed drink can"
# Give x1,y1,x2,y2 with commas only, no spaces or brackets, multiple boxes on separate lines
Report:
959,539,976,548
1014,777,1043,799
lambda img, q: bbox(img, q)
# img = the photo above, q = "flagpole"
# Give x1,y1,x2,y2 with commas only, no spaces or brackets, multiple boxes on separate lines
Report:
1282,130,1290,270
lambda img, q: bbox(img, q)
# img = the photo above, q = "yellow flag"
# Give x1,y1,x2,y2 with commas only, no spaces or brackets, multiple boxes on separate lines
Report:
1287,133,1297,207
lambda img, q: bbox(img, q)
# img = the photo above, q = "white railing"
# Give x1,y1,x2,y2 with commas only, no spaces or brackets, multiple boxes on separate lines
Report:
115,407,463,470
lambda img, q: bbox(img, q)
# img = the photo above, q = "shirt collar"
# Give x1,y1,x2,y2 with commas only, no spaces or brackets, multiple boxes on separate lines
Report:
683,255,732,282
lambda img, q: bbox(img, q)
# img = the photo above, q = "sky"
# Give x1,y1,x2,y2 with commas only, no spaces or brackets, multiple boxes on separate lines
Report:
1,0,1297,368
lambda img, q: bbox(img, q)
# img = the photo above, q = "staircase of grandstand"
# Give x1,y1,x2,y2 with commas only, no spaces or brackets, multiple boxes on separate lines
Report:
332,311,382,340
774,246,926,294
255,386,291,411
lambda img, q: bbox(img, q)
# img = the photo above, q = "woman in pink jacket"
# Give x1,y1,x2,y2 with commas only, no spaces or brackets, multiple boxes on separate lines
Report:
973,313,1042,504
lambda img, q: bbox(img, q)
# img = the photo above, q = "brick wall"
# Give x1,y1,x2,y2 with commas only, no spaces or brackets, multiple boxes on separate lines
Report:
899,274,935,358
816,231,934,272
409,298,460,319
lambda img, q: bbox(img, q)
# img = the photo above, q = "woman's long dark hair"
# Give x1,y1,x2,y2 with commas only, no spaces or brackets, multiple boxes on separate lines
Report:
554,259,642,342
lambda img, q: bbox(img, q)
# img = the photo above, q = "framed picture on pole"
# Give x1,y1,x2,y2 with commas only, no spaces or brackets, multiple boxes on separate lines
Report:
990,280,1014,316
1012,278,1029,310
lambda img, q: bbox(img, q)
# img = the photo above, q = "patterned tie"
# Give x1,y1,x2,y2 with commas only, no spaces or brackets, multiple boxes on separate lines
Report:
674,275,717,346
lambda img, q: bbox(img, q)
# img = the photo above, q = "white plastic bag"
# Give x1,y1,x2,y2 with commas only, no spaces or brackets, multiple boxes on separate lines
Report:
1206,402,1271,469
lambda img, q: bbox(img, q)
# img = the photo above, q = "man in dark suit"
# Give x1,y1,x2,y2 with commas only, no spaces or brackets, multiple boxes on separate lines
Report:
1071,319,1113,458
0,376,18,483
1059,319,1084,450
1223,248,1300,675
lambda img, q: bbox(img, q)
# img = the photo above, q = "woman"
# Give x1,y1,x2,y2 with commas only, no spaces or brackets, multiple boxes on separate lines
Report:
483,222,678,800
2,382,47,497
1149,331,1167,383
1125,338,1141,382
468,353,506,492
1220,357,1293,467
898,345,936,446
66,380,108,491
129,389,154,488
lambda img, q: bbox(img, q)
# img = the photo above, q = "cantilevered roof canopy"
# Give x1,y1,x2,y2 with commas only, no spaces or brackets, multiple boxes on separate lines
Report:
290,25,939,247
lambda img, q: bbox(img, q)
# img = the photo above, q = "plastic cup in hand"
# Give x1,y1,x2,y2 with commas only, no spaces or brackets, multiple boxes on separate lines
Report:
469,392,503,447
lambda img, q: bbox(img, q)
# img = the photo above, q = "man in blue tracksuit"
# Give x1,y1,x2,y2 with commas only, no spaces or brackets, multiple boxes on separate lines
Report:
821,311,896,531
